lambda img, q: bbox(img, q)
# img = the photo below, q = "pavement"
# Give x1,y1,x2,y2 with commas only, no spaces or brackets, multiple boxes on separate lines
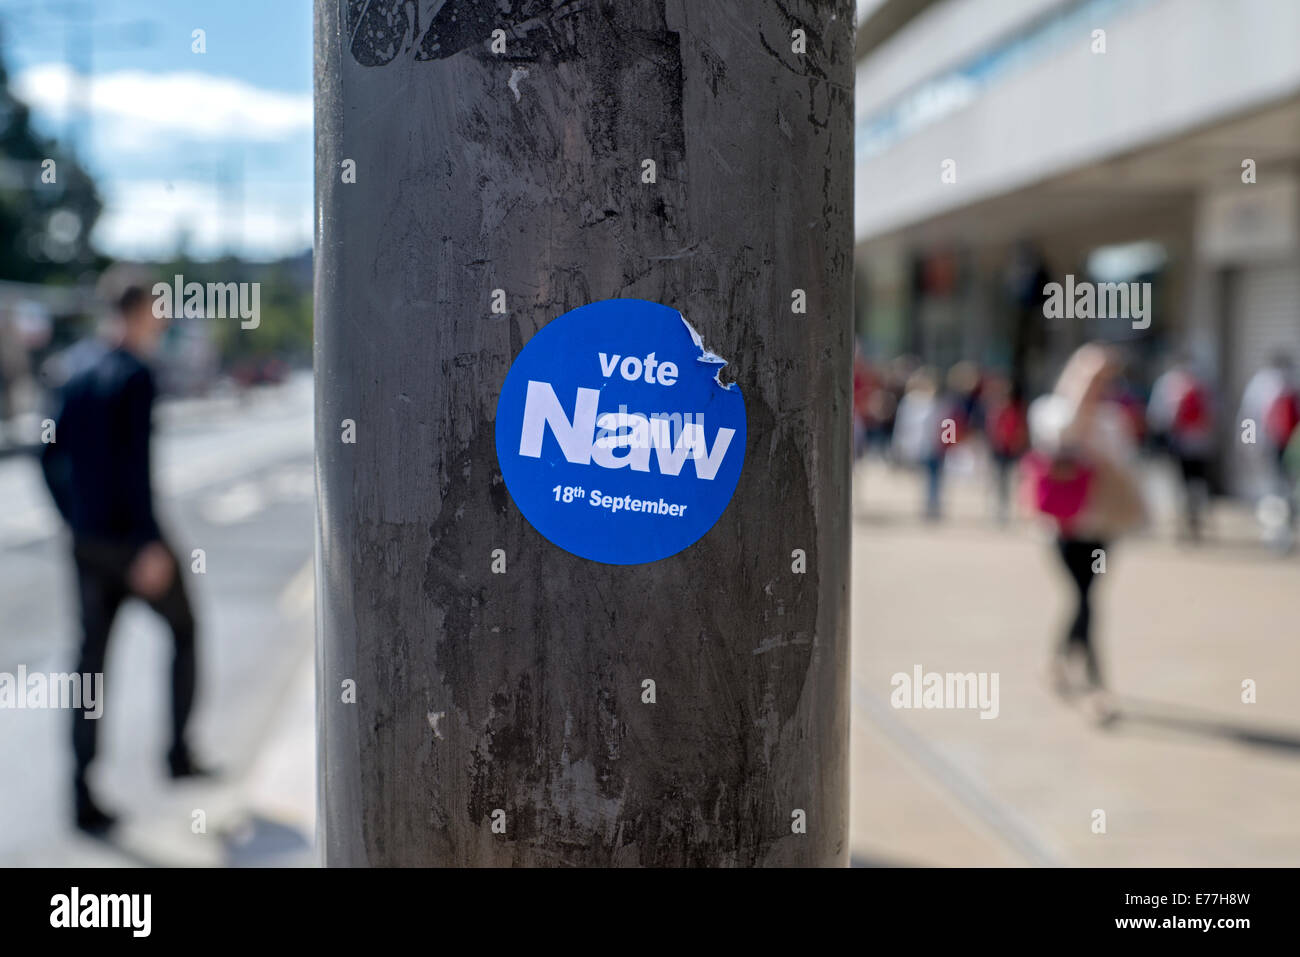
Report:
849,448,1300,866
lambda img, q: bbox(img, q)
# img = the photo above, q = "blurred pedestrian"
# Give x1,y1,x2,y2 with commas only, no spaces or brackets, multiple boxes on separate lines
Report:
1148,356,1215,540
1106,362,1148,449
877,355,917,461
1285,424,1300,511
1025,345,1146,717
852,341,872,461
946,360,983,441
893,366,949,519
40,279,210,836
984,375,1029,523
864,378,897,457
1238,353,1299,549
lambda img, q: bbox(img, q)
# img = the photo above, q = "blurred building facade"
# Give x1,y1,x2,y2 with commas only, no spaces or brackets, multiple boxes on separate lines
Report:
854,0,1300,492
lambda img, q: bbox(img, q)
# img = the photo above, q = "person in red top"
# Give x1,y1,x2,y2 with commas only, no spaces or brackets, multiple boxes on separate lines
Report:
1239,354,1300,549
983,375,1029,523
1027,345,1146,716
1148,356,1215,540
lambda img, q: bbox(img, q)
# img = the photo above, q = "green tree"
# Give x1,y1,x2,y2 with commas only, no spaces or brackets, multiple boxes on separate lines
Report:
0,45,102,283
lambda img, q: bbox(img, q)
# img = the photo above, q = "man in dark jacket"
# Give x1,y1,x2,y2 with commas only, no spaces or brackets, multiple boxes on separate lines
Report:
42,282,206,835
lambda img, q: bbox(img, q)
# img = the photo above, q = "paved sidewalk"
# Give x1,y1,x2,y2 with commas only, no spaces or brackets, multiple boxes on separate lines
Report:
2,563,317,868
223,648,316,867
849,454,1300,866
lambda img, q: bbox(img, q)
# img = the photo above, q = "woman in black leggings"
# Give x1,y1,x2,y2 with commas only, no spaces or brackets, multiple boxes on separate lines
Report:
1055,537,1106,688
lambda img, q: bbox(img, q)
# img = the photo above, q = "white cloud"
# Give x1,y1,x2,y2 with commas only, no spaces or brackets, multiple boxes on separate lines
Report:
93,179,311,261
13,63,311,142
11,64,312,260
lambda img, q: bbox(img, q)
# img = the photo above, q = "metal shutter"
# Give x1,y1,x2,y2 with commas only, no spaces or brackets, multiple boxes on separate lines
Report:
1227,262,1300,494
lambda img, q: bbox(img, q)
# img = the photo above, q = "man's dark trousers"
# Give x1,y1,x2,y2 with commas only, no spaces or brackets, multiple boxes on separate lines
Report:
71,538,196,793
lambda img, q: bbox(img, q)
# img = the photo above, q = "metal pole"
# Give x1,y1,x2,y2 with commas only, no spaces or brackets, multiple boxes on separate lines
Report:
315,0,854,866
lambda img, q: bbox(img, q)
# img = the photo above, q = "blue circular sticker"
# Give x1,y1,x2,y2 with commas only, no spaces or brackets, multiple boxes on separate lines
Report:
495,299,746,565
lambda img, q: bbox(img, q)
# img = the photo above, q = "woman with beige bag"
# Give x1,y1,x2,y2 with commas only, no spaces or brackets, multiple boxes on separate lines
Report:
1023,345,1147,713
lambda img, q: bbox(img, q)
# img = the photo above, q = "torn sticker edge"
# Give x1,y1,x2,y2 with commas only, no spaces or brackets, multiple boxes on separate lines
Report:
677,313,738,392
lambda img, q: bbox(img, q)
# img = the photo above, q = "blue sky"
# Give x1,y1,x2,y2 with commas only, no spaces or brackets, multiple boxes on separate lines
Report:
1,0,312,261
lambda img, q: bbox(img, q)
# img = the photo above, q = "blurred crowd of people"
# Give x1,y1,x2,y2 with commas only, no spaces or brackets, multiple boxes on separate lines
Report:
852,344,1300,546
